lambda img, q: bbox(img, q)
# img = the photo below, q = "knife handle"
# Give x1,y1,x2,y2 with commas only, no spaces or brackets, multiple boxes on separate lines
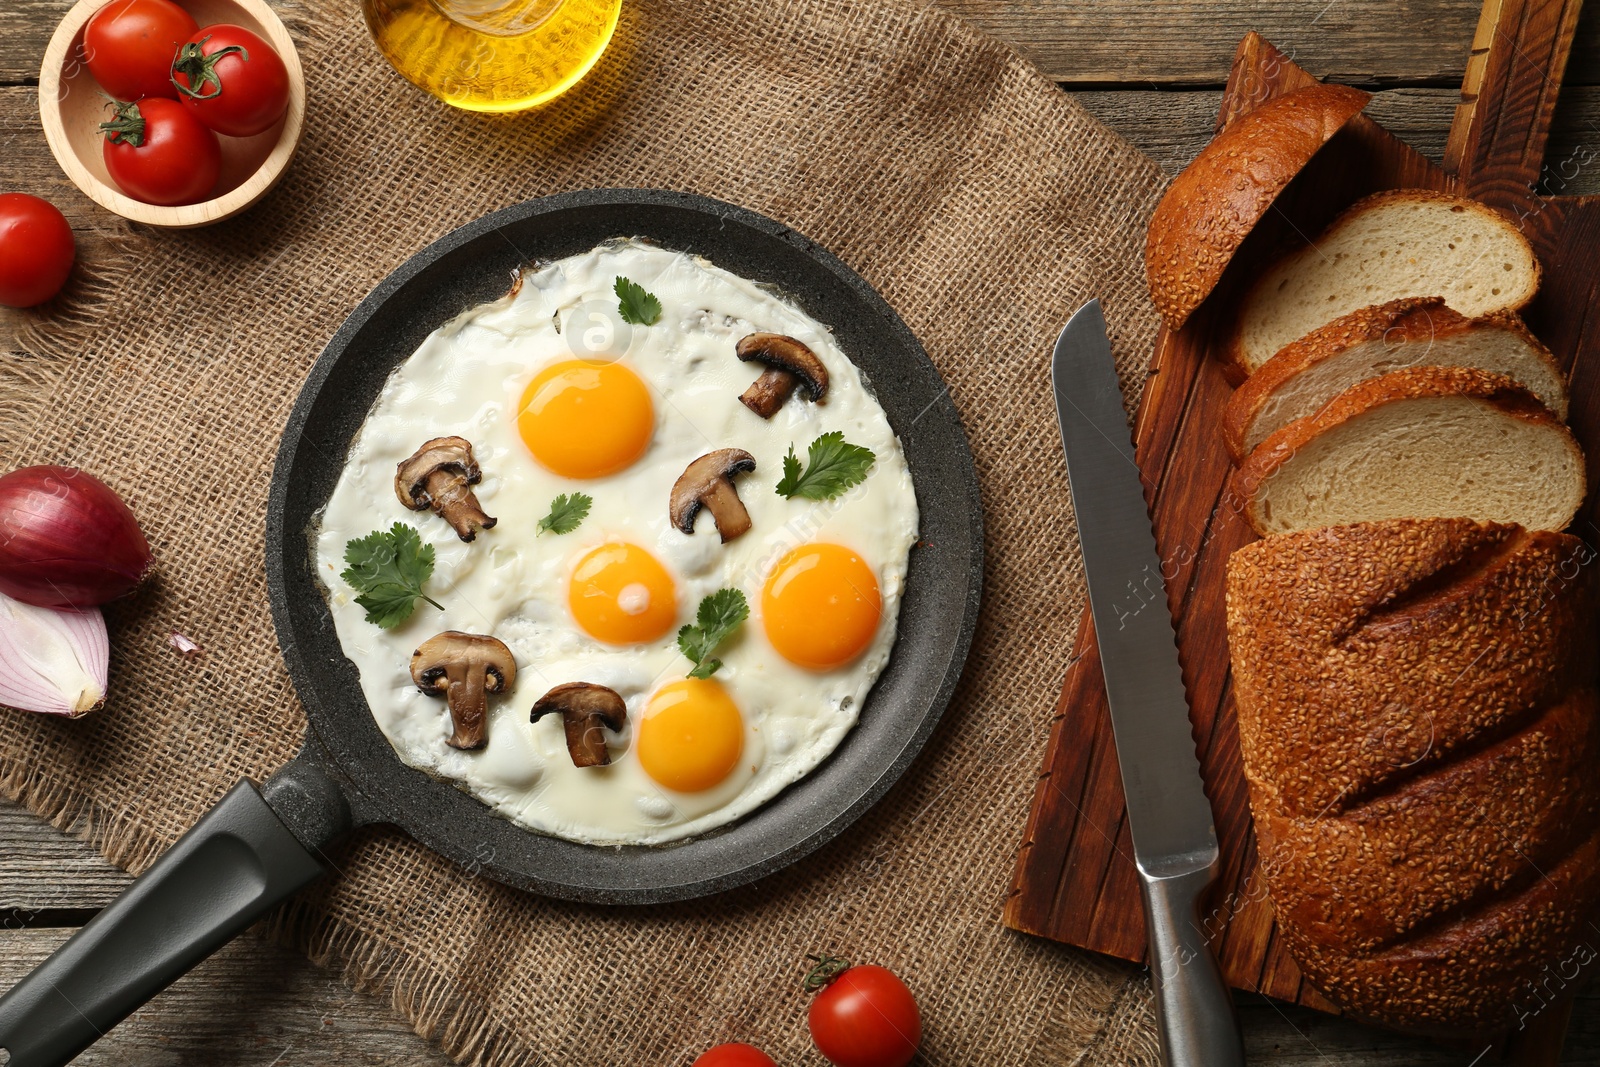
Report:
1140,858,1245,1067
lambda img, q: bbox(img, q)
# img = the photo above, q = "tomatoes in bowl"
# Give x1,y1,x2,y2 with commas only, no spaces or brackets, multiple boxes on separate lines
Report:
0,194,75,308
99,98,220,206
170,24,290,137
82,0,198,101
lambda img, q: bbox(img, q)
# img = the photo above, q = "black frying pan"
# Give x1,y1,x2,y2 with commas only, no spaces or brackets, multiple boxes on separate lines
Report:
0,189,983,1067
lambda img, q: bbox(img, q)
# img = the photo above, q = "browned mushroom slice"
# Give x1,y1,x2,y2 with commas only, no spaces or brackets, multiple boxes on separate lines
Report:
736,333,829,418
410,632,516,750
530,682,628,768
669,448,757,542
394,437,497,542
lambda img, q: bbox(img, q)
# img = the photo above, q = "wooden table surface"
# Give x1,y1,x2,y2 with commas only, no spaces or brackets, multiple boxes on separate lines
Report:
5,1,1600,1062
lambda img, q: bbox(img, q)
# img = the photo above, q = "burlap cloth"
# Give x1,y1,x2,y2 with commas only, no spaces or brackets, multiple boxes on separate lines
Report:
2,0,1170,1061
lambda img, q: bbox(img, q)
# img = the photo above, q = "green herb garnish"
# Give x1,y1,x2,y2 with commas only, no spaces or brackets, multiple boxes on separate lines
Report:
614,276,662,326
677,588,749,679
537,492,592,536
340,523,443,629
774,431,876,501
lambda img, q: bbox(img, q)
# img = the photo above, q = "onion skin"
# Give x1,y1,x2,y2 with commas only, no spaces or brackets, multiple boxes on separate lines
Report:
0,466,153,609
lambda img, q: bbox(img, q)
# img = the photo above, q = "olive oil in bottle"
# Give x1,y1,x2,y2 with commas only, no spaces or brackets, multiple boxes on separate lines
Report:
362,0,622,113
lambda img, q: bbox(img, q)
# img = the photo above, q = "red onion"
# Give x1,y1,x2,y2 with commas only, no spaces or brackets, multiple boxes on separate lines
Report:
0,591,107,717
0,466,153,609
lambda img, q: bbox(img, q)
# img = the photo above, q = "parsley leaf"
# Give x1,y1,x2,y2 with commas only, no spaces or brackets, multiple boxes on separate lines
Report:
614,276,662,326
777,447,804,497
340,523,444,629
537,492,592,536
677,588,749,679
773,431,876,501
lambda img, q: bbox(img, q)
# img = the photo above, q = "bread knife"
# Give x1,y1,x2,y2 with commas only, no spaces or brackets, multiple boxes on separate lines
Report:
1050,300,1244,1067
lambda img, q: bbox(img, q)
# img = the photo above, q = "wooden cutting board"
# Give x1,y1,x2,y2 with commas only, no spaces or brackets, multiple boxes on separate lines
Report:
1005,0,1599,1037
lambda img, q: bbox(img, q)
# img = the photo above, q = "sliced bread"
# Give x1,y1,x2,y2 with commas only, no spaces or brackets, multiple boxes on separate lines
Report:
1145,82,1370,331
1220,297,1568,460
1225,190,1541,375
1232,366,1584,536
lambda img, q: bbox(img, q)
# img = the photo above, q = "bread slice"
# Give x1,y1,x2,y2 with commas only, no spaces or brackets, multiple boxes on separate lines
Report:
1226,517,1600,1035
1225,190,1540,374
1232,366,1584,536
1145,82,1370,331
1220,297,1567,460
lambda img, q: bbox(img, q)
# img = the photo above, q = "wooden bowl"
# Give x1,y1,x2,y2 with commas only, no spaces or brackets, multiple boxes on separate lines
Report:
38,0,306,228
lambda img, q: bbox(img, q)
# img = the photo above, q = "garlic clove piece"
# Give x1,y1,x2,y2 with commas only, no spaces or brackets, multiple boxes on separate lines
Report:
0,591,108,717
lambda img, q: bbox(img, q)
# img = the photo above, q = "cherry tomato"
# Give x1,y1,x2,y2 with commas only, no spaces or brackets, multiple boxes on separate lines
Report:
691,1044,778,1067
82,0,198,101
807,963,921,1067
100,98,220,207
0,194,76,308
170,24,290,137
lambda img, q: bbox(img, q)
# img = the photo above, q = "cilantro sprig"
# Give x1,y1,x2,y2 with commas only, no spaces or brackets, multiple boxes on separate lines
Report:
677,589,749,679
775,431,876,501
614,276,662,326
537,492,592,536
341,523,442,629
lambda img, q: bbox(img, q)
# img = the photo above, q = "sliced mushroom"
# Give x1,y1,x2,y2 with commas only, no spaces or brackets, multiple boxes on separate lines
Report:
410,632,516,750
530,682,627,768
736,333,829,418
395,437,496,542
670,448,757,542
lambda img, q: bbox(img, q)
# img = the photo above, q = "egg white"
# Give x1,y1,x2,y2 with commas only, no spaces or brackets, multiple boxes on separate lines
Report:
313,240,919,845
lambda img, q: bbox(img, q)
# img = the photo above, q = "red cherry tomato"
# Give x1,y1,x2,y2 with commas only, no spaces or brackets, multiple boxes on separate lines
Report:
0,194,76,308
170,24,290,137
100,98,220,207
82,0,198,101
808,963,921,1067
691,1044,778,1067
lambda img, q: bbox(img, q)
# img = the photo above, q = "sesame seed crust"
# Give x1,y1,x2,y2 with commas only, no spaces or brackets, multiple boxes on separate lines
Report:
1144,83,1370,332
1227,518,1600,1034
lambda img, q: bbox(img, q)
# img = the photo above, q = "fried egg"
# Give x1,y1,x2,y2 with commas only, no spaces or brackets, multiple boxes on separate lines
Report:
314,240,918,845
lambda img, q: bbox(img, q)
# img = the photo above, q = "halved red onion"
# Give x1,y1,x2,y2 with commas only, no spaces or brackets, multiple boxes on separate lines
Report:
0,591,108,717
0,465,153,609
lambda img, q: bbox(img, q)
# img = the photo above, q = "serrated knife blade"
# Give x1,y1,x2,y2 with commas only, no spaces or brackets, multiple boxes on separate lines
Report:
1051,300,1243,1067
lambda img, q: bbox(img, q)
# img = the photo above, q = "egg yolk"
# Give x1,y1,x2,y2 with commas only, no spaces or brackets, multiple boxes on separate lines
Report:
517,359,654,478
636,678,745,792
568,542,677,644
761,543,882,670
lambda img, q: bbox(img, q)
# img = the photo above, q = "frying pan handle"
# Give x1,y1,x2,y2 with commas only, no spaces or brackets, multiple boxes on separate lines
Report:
0,765,346,1067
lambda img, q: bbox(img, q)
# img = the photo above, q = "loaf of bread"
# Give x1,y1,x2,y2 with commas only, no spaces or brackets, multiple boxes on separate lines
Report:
1231,366,1584,536
1144,82,1370,331
1220,296,1568,461
1226,518,1600,1034
1224,190,1541,375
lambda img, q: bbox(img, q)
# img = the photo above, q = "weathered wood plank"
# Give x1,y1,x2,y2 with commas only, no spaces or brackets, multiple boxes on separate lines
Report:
0,926,451,1065
945,0,1600,86
1238,995,1478,1065
1240,992,1600,1065
1074,85,1600,188
0,799,130,912
0,0,74,86
3,0,1600,88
